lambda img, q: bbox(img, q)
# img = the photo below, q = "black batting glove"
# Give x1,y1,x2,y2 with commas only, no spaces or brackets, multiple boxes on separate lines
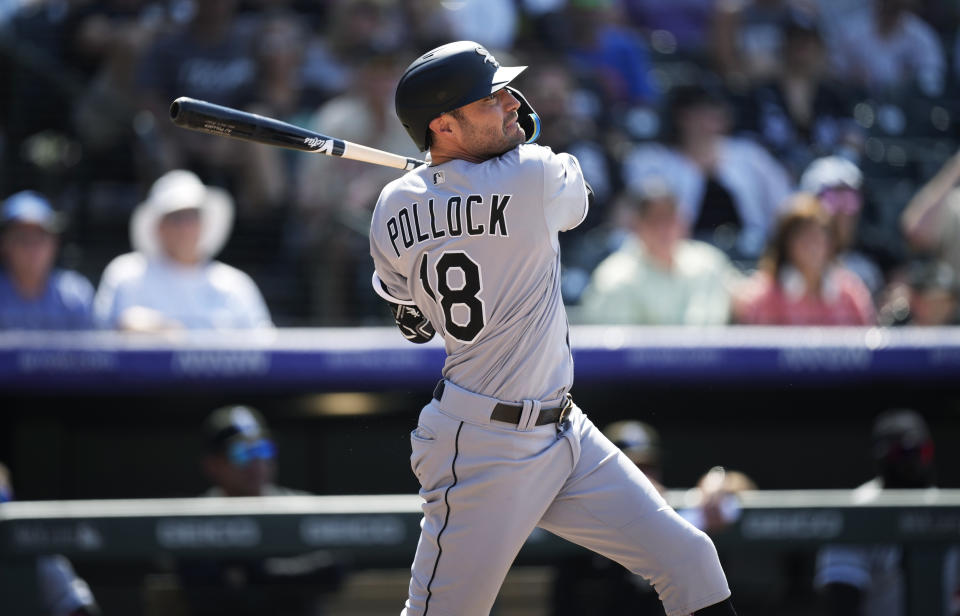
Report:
389,302,436,344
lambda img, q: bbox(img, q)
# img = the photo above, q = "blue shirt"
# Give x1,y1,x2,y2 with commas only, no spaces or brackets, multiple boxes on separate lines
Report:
567,26,659,104
0,269,95,330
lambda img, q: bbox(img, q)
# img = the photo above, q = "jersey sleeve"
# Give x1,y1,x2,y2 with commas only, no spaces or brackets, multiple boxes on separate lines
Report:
369,203,415,306
540,148,590,234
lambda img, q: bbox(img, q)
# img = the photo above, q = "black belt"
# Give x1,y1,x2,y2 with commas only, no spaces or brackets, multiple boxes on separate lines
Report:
433,380,571,426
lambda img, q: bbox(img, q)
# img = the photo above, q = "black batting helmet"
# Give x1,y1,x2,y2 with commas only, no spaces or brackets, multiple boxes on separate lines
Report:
395,41,539,151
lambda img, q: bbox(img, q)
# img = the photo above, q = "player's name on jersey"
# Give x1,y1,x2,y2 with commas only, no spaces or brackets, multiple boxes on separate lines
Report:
386,194,512,257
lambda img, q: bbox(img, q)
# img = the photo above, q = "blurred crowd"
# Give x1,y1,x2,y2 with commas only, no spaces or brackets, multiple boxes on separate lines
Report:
1,0,960,329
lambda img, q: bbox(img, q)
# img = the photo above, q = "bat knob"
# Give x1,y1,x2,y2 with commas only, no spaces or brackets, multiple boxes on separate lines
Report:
169,97,190,122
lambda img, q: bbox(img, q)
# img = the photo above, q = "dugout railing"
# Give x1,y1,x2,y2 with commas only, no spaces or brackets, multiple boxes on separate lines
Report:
1,490,958,614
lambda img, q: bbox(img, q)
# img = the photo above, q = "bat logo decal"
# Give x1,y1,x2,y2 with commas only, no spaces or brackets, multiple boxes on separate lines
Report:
304,137,333,154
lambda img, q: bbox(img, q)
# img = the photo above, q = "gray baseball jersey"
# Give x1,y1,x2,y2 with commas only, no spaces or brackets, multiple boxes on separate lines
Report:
370,143,588,402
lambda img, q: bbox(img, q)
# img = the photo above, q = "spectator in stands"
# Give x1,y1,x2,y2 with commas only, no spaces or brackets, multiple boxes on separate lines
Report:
135,0,269,213
800,156,884,296
737,12,862,180
200,405,298,498
679,465,756,535
0,462,103,616
177,405,343,615
733,193,876,325
621,82,793,263
64,0,168,188
294,51,416,323
0,0,82,195
93,169,272,331
712,0,803,88
828,0,945,97
878,259,959,326
136,0,254,119
324,0,405,59
240,9,328,217
400,2,458,52
620,0,719,59
0,191,94,329
513,0,568,52
900,149,960,277
814,408,937,616
563,0,659,109
578,180,741,325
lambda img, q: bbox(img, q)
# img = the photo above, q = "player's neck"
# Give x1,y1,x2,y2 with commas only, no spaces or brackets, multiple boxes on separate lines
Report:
428,144,488,165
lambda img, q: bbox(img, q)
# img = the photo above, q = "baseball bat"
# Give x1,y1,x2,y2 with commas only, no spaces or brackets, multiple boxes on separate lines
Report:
169,97,427,171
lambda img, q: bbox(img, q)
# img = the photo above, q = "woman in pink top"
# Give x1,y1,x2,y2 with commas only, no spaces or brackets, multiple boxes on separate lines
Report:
734,193,876,325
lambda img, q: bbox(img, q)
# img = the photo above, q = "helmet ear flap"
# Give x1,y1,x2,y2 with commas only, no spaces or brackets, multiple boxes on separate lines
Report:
505,86,541,144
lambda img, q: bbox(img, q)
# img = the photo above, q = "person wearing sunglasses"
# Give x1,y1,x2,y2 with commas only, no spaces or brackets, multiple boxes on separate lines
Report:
177,406,343,616
800,156,884,298
200,405,293,498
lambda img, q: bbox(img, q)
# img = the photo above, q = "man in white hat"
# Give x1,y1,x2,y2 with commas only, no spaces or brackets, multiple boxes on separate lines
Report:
93,170,273,331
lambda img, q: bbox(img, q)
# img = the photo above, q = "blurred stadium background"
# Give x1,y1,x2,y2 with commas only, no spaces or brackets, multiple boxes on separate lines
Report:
2,0,960,614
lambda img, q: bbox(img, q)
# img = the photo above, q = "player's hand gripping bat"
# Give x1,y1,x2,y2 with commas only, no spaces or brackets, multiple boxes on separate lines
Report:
169,97,428,171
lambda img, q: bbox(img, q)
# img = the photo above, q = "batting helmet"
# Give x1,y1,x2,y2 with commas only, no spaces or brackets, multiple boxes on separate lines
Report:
395,41,541,151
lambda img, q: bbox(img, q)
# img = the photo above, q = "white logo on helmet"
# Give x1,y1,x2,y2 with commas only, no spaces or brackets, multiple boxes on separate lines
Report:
475,46,499,68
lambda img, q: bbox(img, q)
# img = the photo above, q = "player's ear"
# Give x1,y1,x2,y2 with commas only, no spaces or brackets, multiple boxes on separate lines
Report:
429,114,456,140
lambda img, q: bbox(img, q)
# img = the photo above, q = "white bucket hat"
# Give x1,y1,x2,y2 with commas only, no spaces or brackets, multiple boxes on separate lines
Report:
130,169,234,261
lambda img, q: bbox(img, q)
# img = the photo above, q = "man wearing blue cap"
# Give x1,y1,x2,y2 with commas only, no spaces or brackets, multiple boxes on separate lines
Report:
0,191,94,330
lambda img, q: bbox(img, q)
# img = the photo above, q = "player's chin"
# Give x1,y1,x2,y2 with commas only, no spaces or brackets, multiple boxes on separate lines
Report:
504,123,525,147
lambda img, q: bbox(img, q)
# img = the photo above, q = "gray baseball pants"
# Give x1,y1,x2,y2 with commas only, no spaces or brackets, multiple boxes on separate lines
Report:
401,380,731,616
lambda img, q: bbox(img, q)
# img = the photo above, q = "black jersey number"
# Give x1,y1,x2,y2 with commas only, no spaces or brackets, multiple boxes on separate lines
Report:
419,251,485,343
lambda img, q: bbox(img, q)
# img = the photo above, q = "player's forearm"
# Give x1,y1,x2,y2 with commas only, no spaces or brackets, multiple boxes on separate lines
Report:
901,150,960,248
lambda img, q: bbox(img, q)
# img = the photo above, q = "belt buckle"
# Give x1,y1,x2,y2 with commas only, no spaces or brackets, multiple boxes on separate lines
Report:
556,395,573,435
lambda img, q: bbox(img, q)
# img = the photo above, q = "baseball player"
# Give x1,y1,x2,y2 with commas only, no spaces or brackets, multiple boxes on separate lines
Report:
369,41,737,616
